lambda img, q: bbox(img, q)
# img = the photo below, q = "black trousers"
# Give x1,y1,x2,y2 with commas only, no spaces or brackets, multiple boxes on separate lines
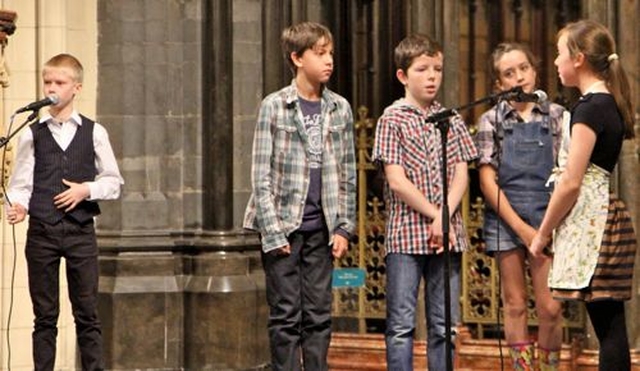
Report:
586,300,630,371
261,229,333,371
26,218,103,371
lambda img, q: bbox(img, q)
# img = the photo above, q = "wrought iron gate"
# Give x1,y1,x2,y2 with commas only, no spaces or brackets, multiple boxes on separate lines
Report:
332,106,585,341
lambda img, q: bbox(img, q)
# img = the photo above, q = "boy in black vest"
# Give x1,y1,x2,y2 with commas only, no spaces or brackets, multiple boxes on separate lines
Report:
5,53,123,371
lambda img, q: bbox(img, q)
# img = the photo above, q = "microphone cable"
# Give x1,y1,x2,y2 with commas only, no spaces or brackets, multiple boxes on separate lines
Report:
1,113,19,371
492,101,505,371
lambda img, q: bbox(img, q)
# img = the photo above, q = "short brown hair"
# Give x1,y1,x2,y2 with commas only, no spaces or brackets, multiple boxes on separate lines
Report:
281,22,333,76
43,53,84,83
489,42,540,84
394,34,442,73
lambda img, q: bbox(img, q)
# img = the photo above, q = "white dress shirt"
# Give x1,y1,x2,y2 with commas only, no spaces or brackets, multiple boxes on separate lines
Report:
7,110,124,210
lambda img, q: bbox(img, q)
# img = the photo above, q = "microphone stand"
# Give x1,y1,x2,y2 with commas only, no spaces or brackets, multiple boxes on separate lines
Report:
0,110,39,150
425,88,517,371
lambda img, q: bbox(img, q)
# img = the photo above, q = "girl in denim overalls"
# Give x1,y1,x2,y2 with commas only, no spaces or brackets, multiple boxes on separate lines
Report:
475,43,566,371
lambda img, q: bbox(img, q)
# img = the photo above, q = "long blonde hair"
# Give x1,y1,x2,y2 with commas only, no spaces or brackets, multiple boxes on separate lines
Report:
559,20,635,139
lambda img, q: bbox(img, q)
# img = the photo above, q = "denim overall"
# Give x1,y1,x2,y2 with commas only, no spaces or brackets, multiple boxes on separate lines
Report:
484,108,555,253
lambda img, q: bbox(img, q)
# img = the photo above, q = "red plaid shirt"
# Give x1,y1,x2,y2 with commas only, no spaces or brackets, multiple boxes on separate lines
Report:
372,100,478,255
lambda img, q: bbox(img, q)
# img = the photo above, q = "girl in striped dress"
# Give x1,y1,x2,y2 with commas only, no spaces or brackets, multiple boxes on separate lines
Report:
530,20,636,371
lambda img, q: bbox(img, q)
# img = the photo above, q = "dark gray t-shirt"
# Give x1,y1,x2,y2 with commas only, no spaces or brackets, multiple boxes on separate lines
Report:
298,97,325,231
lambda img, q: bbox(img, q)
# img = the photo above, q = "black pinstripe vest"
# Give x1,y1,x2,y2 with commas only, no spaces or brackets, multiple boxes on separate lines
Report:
28,115,100,224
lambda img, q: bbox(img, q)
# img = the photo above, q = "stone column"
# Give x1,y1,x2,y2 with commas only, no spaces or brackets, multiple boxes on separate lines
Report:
262,0,291,97
96,0,268,369
616,0,640,350
619,139,640,349
202,0,233,231
0,9,16,205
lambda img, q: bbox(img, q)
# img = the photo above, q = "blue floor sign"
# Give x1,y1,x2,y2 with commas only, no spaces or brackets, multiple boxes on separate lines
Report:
332,268,366,288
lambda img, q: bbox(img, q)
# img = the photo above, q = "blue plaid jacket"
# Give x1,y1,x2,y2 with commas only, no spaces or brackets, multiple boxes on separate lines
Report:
243,81,357,253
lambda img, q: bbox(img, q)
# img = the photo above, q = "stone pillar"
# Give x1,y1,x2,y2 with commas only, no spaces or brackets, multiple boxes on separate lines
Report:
98,253,184,369
202,0,233,231
0,9,16,202
262,0,291,97
184,251,268,370
616,0,640,350
619,139,640,350
96,0,269,369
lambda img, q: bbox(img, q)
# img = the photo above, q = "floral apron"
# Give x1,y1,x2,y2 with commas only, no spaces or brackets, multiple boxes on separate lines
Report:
547,112,609,290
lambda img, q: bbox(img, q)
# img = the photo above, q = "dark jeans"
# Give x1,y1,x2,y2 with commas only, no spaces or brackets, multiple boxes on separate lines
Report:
26,218,103,371
261,229,333,371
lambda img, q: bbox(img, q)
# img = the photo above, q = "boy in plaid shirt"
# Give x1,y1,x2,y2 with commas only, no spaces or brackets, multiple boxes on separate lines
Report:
243,22,356,371
372,34,477,370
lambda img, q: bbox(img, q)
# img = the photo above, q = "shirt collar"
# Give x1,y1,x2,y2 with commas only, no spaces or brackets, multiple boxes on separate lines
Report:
284,79,337,111
39,110,82,126
388,98,443,117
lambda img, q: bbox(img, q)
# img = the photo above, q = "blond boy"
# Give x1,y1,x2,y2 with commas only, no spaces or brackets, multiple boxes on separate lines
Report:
6,53,123,371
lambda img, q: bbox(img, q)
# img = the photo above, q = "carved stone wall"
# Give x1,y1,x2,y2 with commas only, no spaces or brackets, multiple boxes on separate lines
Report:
0,9,16,222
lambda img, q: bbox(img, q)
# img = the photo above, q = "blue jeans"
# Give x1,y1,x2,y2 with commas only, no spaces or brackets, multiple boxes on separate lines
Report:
385,252,461,371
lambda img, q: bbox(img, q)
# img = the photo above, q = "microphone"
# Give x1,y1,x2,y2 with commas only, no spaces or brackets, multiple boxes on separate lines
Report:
15,95,59,114
500,86,547,103
514,89,547,103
